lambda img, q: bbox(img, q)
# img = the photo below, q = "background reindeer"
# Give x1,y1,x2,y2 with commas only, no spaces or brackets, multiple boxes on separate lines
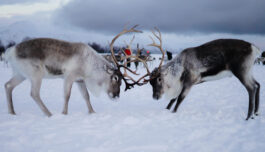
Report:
146,35,261,120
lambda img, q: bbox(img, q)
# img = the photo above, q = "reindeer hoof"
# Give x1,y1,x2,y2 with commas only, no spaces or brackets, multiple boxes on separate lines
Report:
246,116,254,120
62,111,68,115
8,111,16,115
89,110,95,114
46,112,52,117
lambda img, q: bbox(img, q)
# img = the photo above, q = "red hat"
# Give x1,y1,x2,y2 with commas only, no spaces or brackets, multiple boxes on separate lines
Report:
125,48,132,55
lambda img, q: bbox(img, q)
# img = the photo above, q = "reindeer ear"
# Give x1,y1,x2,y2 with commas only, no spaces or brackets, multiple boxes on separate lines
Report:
164,69,169,76
104,64,113,74
103,64,107,71
160,67,169,77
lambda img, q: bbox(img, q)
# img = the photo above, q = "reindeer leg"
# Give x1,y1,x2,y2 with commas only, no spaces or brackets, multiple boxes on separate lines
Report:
245,83,256,120
62,75,75,115
30,76,52,117
5,75,25,115
254,80,260,116
166,98,177,110
172,85,192,113
232,71,256,120
76,80,95,114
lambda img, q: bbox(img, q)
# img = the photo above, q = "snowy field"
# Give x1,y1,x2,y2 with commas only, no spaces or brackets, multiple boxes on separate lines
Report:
0,55,265,152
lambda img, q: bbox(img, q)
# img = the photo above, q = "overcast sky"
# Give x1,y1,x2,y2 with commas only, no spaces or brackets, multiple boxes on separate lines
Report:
1,0,265,51
55,0,265,34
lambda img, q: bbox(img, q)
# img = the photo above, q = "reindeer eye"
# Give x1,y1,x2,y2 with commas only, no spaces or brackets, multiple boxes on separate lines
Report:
112,75,119,82
157,77,162,83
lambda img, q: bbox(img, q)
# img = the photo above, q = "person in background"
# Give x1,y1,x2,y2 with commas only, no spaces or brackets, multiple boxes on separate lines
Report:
146,50,150,56
117,50,123,63
124,46,132,67
134,43,142,70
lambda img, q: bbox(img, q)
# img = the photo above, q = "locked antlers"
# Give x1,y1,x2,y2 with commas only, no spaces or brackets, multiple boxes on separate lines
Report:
110,25,165,90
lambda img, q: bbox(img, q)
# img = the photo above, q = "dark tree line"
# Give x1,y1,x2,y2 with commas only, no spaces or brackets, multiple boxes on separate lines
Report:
6,41,16,48
1,39,127,55
88,42,108,53
88,42,122,53
261,51,265,65
88,42,154,55
0,40,5,56
0,36,34,58
0,37,154,58
0,39,16,59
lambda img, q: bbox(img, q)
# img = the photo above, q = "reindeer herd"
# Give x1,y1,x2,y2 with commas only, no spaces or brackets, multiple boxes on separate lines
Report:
1,25,262,120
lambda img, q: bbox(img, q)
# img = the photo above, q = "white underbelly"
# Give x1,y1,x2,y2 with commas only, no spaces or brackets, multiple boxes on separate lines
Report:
201,70,233,82
43,73,64,79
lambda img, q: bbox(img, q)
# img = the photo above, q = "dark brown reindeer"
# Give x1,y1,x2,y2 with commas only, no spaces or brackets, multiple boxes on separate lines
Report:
3,25,145,117
146,36,261,120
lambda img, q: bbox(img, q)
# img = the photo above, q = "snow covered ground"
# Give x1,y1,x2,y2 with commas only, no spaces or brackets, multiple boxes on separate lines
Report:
0,55,265,152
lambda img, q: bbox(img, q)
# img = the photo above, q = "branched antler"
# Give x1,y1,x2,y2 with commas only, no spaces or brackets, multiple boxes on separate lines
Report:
110,25,147,90
148,27,165,69
135,27,166,83
110,25,142,66
109,26,165,91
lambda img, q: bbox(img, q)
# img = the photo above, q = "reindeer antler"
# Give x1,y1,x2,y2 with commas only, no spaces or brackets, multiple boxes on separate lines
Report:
110,25,147,90
140,27,166,83
109,26,165,91
136,27,166,83
110,25,142,66
148,27,165,69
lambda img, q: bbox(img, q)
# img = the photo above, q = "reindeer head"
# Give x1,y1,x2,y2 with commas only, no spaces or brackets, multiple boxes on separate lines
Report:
149,68,164,100
150,63,185,100
106,68,123,98
143,27,166,100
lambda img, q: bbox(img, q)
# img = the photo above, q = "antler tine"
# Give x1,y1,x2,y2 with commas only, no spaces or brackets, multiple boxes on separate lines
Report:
119,50,152,90
130,24,142,33
110,36,122,66
120,64,139,75
148,27,165,68
122,72,149,91
126,54,151,74
135,73,150,84
110,25,142,67
153,27,162,42
124,35,135,50
130,35,135,46
148,36,159,48
120,54,151,89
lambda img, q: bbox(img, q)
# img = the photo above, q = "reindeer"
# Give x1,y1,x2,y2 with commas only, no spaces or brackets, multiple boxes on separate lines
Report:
141,29,261,120
3,25,144,117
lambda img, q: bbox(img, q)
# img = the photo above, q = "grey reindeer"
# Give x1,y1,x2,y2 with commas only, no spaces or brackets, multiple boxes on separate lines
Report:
143,29,261,120
3,25,144,117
